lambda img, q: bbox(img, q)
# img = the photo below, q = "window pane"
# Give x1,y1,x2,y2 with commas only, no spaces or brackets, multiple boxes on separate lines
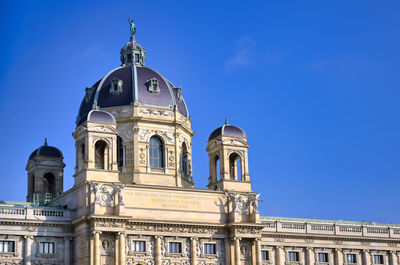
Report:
262,250,269,260
150,136,163,168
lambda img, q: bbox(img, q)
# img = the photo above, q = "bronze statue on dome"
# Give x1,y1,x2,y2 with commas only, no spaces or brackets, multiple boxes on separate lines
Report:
128,16,136,36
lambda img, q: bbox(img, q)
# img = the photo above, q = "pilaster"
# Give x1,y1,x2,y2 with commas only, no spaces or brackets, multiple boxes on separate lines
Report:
335,248,343,265
255,239,262,265
363,250,371,265
119,232,126,265
190,238,197,265
155,236,162,265
234,237,241,265
24,235,33,265
306,247,314,265
64,237,71,265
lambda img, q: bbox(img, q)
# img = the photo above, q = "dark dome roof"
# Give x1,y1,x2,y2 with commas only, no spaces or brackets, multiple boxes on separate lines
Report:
209,122,247,140
29,140,63,160
77,65,189,126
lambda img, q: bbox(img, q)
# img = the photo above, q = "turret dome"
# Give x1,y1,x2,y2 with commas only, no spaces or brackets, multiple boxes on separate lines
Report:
28,139,63,160
209,119,247,140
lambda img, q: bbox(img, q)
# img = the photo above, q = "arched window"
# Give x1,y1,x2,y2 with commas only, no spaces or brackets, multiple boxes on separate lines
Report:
78,142,85,170
214,155,220,181
95,140,107,169
149,136,163,168
181,143,189,178
229,153,242,180
43,172,55,195
117,136,124,168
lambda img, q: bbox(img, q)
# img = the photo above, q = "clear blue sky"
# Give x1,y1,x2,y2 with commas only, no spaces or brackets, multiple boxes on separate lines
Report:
0,0,399,223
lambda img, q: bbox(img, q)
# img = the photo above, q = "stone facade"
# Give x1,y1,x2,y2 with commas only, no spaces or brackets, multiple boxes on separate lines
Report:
0,23,399,265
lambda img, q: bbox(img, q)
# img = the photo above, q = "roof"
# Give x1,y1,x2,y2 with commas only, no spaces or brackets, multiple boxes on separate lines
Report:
209,122,247,140
29,140,63,160
77,65,189,125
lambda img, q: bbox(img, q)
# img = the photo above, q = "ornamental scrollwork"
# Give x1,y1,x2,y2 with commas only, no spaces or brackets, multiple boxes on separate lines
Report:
138,129,175,144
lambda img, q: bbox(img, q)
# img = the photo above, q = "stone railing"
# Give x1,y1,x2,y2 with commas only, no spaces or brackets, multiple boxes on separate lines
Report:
0,205,70,221
261,217,400,239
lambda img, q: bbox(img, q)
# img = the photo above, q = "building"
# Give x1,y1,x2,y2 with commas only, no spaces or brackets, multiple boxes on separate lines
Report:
0,21,399,265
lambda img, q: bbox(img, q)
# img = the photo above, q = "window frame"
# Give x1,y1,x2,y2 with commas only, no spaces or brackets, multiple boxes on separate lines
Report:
346,253,357,264
149,136,164,168
169,242,182,254
0,241,15,253
261,250,269,261
203,243,217,255
39,242,55,254
317,252,329,263
288,251,300,262
131,240,146,253
373,254,384,265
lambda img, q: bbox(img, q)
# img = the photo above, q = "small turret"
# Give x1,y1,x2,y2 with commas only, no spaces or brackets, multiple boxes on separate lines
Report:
26,139,65,205
206,119,251,192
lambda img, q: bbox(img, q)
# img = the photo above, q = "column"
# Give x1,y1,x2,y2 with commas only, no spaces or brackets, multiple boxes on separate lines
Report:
64,237,71,265
94,231,101,265
119,233,126,265
275,246,285,265
306,247,314,265
190,238,197,265
155,236,162,265
255,239,262,265
390,251,398,265
335,249,343,265
234,238,241,265
224,238,231,265
24,236,33,265
363,250,371,265
251,240,256,265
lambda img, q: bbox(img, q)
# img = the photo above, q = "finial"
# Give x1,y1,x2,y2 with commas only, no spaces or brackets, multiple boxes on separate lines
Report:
44,138,48,146
128,16,136,36
225,117,228,125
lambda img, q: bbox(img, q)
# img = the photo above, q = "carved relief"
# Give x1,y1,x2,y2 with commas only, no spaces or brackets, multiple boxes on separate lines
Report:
125,223,226,234
139,148,146,165
240,240,252,261
139,108,173,117
110,108,133,118
89,182,115,206
248,194,261,213
138,129,175,144
100,233,115,256
91,126,115,133
225,192,250,214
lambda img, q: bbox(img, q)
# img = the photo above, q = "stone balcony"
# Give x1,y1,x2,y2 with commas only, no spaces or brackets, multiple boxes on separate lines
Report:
261,216,400,239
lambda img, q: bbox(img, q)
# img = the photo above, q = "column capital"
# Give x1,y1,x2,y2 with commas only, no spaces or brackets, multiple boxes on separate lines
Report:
24,235,33,239
190,237,198,241
306,247,314,251
64,237,73,241
254,238,261,242
335,248,342,252
155,235,163,239
363,249,370,254
92,231,102,235
233,237,241,241
390,250,397,254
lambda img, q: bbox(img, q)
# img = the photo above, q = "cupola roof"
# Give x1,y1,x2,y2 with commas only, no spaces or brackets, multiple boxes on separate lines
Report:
28,139,63,160
208,118,247,140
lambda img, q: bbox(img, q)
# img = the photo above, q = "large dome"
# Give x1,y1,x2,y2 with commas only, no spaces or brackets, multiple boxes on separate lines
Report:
77,37,189,126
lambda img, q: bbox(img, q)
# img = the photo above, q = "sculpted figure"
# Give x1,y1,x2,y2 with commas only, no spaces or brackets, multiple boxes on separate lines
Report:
128,16,136,36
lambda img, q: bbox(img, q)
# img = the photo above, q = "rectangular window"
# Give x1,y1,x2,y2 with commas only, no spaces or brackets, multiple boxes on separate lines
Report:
288,251,300,262
204,243,216,255
135,54,140,62
374,255,384,264
39,242,55,254
261,250,269,261
127,54,132,63
318,253,329,263
0,241,15,253
131,240,146,252
346,254,357,264
169,242,182,254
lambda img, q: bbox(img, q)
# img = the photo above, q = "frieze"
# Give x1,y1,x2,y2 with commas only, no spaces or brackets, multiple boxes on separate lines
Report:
139,108,173,117
126,223,226,235
110,108,133,118
138,129,175,144
94,220,125,228
225,192,250,214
